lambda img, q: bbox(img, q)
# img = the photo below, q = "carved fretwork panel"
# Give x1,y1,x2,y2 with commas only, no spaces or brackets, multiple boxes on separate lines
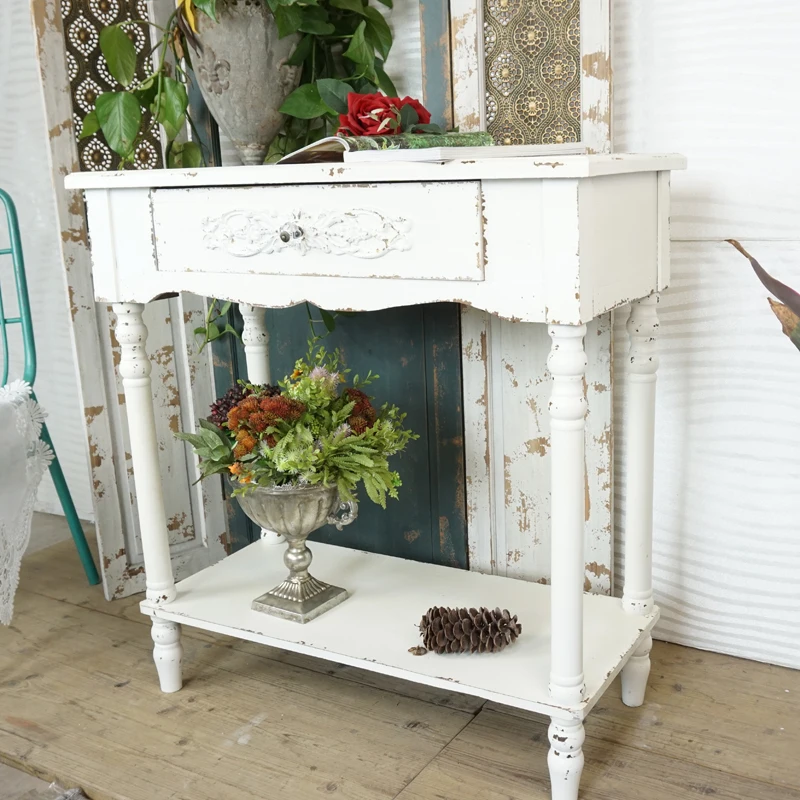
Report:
484,0,581,146
60,0,163,171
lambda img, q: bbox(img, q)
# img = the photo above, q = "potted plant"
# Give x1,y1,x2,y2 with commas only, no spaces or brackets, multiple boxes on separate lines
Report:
176,342,416,622
82,0,398,167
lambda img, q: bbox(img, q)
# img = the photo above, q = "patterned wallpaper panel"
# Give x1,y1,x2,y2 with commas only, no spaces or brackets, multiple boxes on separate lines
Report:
61,0,163,171
484,0,581,145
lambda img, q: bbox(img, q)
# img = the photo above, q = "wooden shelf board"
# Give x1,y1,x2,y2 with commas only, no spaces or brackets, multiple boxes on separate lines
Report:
141,540,657,721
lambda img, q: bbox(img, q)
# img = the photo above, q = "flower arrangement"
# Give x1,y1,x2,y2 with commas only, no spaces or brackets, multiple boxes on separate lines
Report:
176,344,417,508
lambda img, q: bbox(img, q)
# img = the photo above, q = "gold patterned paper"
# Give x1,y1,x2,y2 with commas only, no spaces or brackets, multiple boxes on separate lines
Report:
484,0,581,145
61,0,163,171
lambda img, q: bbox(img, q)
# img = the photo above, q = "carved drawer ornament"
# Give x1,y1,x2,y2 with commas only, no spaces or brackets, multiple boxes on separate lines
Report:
202,209,412,259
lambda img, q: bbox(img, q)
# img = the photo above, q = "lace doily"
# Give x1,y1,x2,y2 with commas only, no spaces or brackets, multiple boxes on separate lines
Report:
0,380,54,625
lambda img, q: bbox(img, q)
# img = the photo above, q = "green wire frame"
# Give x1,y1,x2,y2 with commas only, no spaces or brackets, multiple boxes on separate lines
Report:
0,187,100,585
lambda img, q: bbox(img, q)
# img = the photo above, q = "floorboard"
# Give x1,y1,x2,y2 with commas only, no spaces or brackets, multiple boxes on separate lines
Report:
2,527,799,800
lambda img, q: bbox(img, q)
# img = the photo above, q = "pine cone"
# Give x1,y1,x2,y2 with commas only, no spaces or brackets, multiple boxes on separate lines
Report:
208,384,279,427
419,606,522,654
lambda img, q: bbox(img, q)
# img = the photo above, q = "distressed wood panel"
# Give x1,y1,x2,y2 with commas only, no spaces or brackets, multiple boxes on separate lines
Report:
613,0,800,240
463,310,613,592
1,0,94,519
614,242,800,669
31,0,227,599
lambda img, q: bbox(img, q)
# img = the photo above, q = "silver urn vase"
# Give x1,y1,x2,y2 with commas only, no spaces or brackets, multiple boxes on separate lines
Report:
235,484,358,623
194,0,301,165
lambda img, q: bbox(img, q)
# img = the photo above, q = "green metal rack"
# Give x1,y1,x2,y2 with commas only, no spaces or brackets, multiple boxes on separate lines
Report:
0,187,100,585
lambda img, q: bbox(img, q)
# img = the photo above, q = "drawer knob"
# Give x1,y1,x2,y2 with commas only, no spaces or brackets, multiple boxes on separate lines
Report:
279,224,304,244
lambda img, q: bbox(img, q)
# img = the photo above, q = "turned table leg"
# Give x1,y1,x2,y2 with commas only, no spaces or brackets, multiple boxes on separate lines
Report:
547,324,588,800
621,295,659,707
239,303,284,546
113,303,183,693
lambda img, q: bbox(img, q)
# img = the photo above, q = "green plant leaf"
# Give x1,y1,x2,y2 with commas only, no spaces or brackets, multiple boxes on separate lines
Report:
331,0,367,13
374,58,397,96
320,309,337,332
287,34,313,66
399,102,418,131
219,300,232,315
343,21,376,81
207,321,221,341
274,3,304,37
363,6,392,60
99,25,137,87
168,140,204,168
79,111,100,139
409,123,443,134
192,0,218,21
95,91,141,157
280,83,335,119
133,76,158,109
153,76,189,141
316,78,352,115
299,5,335,35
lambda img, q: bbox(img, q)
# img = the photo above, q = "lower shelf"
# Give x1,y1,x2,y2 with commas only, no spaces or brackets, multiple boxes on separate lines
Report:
141,539,657,720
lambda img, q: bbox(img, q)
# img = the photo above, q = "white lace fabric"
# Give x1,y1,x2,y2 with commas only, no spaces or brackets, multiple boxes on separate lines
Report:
0,380,54,625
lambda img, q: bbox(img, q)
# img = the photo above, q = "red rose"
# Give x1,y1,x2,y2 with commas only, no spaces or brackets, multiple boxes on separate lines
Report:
337,92,433,136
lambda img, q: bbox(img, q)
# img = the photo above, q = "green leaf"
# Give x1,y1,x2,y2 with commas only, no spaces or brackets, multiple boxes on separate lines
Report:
280,83,335,119
298,5,335,35
331,0,367,13
153,76,189,141
374,58,397,96
363,6,392,60
409,122,443,134
274,4,304,37
399,102,419,131
343,21,376,81
320,309,337,333
316,78,352,115
79,111,100,140
192,0,218,22
99,25,137,87
219,300,232,315
287,34,313,66
207,321,221,341
223,323,241,339
133,76,158,109
169,140,204,169
95,91,141,157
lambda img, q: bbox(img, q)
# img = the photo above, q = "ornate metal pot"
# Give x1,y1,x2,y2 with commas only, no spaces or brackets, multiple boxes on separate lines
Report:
235,483,357,623
195,0,301,165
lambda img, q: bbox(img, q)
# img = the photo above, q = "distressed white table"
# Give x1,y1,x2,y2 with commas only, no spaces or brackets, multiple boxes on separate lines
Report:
67,153,685,800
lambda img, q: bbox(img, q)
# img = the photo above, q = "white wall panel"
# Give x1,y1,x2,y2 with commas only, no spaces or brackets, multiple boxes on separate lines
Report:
0,3,94,520
614,1,800,241
614,244,800,669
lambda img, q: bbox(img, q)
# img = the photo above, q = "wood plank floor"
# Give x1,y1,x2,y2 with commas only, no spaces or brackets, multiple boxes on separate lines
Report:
1,537,799,800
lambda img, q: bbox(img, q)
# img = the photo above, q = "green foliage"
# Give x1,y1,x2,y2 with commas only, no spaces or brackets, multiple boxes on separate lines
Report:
177,344,417,508
268,0,395,161
194,299,239,353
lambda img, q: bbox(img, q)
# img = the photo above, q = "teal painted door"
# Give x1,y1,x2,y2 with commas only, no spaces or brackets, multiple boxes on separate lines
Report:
213,303,468,569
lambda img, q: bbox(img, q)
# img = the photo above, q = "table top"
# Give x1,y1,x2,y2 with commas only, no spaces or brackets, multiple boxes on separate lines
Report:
65,153,687,191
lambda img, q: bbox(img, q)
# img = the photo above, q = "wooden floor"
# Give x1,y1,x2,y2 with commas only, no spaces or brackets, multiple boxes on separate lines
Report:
1,539,799,800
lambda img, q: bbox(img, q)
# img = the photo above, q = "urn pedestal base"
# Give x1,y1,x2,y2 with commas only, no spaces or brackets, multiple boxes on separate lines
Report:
252,581,348,624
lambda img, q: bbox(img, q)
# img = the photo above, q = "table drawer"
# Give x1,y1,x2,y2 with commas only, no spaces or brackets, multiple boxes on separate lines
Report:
151,182,484,282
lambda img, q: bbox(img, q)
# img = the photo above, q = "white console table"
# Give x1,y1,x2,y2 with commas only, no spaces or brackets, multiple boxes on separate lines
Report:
67,153,685,800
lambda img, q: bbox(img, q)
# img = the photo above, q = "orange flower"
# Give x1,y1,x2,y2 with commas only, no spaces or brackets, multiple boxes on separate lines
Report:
229,462,244,475
291,369,303,379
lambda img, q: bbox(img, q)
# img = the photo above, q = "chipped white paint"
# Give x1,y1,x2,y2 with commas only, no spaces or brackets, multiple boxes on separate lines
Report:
462,313,613,593
449,0,484,133
580,0,612,154
151,617,182,694
152,182,483,282
32,0,227,599
548,718,585,800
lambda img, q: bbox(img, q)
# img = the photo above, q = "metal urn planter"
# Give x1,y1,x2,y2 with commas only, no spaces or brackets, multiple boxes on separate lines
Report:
236,484,358,623
195,0,301,165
